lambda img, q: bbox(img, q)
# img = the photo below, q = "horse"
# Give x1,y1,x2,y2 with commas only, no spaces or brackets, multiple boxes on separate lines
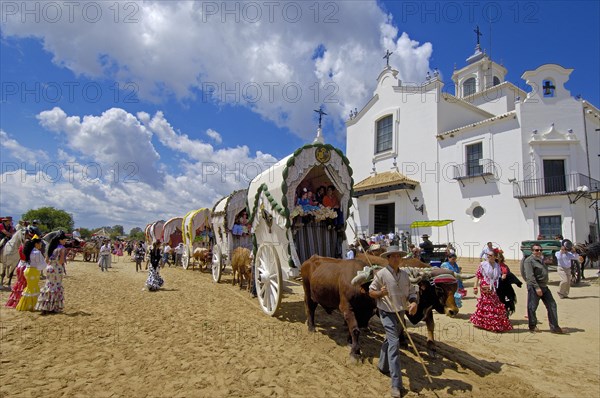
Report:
0,229,29,288
574,241,600,280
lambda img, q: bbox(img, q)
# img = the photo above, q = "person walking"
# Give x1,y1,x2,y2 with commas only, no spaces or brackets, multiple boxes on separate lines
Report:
521,243,565,334
470,251,513,332
146,241,164,291
555,240,577,299
369,245,418,398
15,236,46,311
35,232,67,315
5,239,29,308
98,240,111,272
134,242,145,272
162,243,172,267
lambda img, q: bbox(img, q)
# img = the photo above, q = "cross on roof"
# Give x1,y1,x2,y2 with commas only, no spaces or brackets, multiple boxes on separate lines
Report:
383,49,393,67
314,108,327,128
474,25,483,45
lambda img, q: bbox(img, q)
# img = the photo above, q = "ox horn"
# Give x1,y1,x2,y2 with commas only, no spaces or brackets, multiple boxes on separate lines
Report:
409,271,425,284
454,272,475,281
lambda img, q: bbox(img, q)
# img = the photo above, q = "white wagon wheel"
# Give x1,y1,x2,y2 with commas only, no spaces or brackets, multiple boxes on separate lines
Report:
182,245,190,270
212,245,223,283
255,244,283,316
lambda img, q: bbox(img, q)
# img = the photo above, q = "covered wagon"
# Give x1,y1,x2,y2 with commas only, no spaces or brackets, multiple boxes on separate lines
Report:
210,189,252,282
145,220,165,247
181,208,212,269
248,142,353,315
162,217,184,247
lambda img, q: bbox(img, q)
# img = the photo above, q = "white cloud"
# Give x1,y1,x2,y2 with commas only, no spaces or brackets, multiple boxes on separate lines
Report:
1,1,433,140
206,129,222,144
1,107,277,230
0,130,50,163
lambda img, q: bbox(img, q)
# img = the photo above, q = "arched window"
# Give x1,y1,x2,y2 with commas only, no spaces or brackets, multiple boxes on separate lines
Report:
463,77,476,96
493,76,500,86
376,115,393,153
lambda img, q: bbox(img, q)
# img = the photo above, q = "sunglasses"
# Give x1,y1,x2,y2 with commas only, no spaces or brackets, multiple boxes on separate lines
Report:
533,249,542,252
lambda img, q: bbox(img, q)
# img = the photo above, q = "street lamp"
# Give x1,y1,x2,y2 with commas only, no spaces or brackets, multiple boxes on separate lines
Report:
412,197,425,214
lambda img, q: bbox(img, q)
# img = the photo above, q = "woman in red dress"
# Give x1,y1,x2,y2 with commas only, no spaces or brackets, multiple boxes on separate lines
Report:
470,252,513,332
5,242,28,308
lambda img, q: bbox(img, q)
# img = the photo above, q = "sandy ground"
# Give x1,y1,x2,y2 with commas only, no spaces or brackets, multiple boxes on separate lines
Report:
1,256,599,398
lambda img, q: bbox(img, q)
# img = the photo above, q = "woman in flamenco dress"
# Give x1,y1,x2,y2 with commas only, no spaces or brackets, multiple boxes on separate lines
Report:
470,251,513,332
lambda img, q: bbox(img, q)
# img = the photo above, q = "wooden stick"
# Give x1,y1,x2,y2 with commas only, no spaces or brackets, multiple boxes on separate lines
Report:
346,223,433,383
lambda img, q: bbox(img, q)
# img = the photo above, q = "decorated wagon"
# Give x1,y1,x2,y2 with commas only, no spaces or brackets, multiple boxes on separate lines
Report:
248,141,353,315
210,189,252,282
145,220,165,247
181,208,212,269
162,217,184,247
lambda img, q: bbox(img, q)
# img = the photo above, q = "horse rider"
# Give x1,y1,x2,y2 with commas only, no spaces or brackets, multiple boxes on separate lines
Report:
29,220,42,237
0,217,17,252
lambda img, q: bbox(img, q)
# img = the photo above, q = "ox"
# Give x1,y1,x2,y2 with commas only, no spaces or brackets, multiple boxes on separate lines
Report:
301,256,377,360
231,247,252,291
302,256,471,360
402,267,471,356
192,247,212,271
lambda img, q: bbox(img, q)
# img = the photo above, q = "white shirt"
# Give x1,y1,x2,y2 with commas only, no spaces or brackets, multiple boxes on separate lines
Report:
480,246,494,260
163,245,172,254
100,244,111,256
174,245,184,255
555,250,576,268
346,249,355,259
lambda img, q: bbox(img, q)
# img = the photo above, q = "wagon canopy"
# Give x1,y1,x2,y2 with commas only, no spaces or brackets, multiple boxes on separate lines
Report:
212,189,248,233
181,208,211,246
163,217,183,246
145,220,165,244
247,143,353,229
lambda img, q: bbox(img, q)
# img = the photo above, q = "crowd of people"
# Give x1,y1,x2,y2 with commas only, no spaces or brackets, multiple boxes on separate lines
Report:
5,231,68,315
2,211,593,398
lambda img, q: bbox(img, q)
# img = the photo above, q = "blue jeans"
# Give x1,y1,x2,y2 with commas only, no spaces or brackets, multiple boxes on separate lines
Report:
378,310,404,389
527,285,559,330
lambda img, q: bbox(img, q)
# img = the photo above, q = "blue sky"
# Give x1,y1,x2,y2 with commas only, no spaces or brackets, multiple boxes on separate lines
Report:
1,1,598,231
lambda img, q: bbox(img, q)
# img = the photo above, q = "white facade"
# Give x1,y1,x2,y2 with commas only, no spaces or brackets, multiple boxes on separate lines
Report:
346,47,600,260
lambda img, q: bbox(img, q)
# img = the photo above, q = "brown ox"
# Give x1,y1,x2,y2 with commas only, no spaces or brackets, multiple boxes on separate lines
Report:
301,256,377,360
192,247,212,271
231,247,252,291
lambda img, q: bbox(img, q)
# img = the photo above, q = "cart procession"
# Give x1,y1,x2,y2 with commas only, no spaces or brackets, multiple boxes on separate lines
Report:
145,136,355,317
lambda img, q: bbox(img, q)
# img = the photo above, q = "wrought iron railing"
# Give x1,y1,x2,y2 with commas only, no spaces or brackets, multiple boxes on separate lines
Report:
512,173,600,199
452,158,497,180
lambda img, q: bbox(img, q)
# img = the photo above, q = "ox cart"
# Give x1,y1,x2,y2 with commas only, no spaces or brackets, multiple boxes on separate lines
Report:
162,216,183,265
210,189,252,282
145,220,165,247
181,208,212,270
248,142,353,315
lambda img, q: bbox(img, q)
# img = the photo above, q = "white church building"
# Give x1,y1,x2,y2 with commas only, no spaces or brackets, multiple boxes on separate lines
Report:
345,42,600,260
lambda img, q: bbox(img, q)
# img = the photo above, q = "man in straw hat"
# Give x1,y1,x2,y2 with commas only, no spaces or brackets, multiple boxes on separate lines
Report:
369,245,417,398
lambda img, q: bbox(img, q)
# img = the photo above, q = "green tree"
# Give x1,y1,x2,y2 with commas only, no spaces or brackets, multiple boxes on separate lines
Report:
129,227,145,241
78,227,93,239
112,225,124,236
22,207,74,233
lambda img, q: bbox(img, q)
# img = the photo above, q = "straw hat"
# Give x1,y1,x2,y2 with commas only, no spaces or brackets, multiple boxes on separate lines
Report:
381,245,407,258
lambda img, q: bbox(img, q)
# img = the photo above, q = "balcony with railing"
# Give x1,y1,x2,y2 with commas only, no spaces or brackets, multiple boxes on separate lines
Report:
512,173,600,199
452,158,497,185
